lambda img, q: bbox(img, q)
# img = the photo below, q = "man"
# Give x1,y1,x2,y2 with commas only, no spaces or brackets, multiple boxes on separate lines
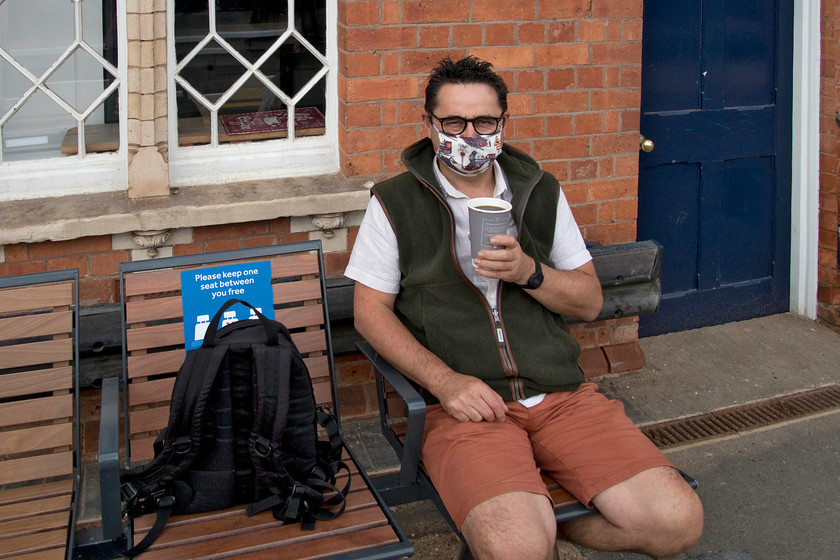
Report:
345,56,703,560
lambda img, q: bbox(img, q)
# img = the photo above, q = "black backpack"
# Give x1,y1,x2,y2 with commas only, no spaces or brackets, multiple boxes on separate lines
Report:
119,299,349,557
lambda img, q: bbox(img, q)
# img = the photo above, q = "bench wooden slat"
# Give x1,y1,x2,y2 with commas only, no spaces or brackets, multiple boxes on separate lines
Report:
0,423,73,455
272,277,322,305
291,330,327,355
125,295,183,324
275,303,324,330
0,311,72,343
128,436,158,463
227,525,401,560
0,394,73,428
2,548,67,560
0,510,71,540
312,379,332,407
0,338,72,370
127,350,184,379
126,316,326,354
0,494,71,523
126,322,183,352
0,452,74,486
129,406,171,438
0,480,73,507
0,527,68,558
0,368,73,400
125,304,325,352
123,253,320,298
304,354,329,378
135,504,391,560
128,377,175,407
124,278,324,325
0,283,73,315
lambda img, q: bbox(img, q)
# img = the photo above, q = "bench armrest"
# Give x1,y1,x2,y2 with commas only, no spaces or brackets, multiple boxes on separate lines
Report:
98,377,123,541
356,341,426,487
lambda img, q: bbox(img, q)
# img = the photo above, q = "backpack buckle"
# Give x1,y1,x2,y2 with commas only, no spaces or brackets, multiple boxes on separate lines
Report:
172,436,192,454
253,435,272,458
121,481,139,503
156,494,175,509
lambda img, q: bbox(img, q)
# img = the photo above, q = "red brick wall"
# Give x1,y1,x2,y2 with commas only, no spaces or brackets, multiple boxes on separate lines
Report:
0,220,337,307
819,0,840,328
337,0,647,378
338,0,644,245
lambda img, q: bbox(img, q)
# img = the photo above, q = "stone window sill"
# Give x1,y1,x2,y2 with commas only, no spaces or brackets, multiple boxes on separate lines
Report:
0,174,371,246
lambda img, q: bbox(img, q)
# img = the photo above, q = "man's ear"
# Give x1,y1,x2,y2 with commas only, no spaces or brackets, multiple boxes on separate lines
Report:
421,112,433,136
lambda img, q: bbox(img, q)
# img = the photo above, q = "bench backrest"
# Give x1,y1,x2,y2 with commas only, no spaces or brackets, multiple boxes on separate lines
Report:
0,270,79,487
0,270,79,559
120,241,336,464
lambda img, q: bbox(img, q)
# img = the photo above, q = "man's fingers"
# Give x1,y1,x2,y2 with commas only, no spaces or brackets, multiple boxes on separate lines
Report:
483,392,509,422
439,374,510,423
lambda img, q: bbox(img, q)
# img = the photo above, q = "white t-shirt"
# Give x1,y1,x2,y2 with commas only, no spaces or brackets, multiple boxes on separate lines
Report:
345,159,592,407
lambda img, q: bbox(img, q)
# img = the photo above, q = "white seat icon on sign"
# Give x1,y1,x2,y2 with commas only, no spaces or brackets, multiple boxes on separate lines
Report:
222,310,238,327
194,315,210,341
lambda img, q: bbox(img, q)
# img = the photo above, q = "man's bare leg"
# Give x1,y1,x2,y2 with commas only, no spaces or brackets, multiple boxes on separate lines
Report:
562,466,704,557
460,491,557,560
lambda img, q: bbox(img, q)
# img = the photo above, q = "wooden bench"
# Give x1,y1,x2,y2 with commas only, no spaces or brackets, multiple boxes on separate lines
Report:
0,269,80,560
96,241,412,559
356,240,698,559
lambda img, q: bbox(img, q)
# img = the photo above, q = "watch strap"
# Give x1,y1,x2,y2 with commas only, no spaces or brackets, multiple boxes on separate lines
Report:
517,257,543,289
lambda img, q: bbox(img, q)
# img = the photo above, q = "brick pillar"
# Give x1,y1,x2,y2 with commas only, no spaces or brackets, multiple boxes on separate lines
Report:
126,0,170,199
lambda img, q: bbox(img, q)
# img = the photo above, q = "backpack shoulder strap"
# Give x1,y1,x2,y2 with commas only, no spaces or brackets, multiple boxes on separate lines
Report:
245,326,298,516
245,318,352,526
119,341,229,556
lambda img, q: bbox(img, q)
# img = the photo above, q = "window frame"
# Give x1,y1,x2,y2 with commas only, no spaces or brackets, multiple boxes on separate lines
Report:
0,0,128,202
166,0,339,187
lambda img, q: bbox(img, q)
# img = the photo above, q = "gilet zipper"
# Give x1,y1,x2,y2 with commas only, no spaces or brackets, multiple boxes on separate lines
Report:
406,155,544,402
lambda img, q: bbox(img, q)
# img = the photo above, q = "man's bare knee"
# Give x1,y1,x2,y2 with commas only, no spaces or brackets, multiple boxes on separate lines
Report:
564,467,704,556
643,486,704,556
461,492,556,560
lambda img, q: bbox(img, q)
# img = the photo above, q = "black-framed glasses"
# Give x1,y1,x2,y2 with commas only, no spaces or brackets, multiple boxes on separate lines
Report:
429,112,504,136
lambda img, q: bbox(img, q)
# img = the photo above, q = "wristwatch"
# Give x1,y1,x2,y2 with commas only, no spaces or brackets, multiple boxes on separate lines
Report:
517,257,544,290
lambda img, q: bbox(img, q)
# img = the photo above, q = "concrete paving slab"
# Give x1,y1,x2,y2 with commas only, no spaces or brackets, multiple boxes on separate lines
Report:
599,314,840,425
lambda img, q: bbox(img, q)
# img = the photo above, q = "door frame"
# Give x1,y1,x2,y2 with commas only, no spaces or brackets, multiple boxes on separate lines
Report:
636,1,818,324
791,0,820,319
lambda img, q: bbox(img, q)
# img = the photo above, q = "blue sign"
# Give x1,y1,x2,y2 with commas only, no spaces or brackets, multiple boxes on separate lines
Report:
180,261,275,350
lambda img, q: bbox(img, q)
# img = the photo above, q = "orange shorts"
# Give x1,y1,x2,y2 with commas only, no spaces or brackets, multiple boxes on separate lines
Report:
420,383,674,529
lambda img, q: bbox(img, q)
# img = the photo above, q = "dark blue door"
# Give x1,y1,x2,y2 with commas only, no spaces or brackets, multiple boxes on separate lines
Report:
637,0,793,336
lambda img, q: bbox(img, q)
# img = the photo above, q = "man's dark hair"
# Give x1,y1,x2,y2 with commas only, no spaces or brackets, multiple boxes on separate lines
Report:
425,56,509,115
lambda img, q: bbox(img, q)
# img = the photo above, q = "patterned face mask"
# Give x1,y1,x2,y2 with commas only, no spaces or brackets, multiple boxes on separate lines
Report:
433,126,504,177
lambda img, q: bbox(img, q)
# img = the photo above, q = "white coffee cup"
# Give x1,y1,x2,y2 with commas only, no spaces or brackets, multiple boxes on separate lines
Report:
467,197,513,260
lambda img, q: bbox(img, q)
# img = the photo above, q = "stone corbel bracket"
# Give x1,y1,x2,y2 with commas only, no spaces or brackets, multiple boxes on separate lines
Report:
311,213,345,238
132,229,171,257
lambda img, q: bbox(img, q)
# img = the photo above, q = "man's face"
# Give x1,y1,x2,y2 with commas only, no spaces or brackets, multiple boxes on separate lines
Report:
423,83,507,145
